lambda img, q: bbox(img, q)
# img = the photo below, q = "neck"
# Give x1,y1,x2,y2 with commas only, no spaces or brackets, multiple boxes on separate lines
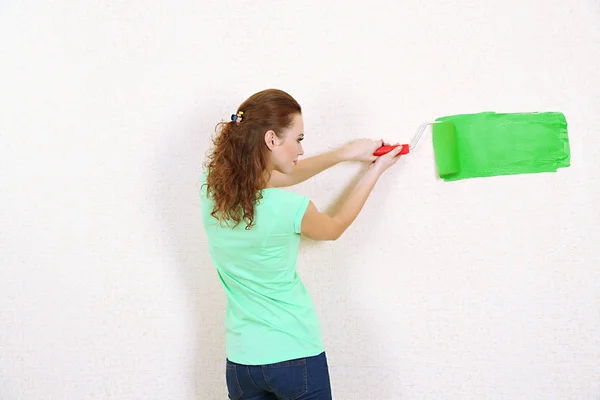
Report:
262,168,274,188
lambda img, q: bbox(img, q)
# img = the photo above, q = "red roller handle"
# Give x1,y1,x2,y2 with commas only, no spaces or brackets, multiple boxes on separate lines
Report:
373,144,409,156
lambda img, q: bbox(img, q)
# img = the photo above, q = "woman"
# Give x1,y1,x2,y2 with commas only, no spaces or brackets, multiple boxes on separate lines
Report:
200,88,403,399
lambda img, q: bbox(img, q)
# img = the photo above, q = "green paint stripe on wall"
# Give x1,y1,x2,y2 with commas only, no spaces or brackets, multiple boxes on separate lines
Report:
433,112,570,181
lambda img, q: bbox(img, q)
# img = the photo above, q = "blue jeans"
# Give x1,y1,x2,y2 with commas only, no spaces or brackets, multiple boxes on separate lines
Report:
225,352,332,400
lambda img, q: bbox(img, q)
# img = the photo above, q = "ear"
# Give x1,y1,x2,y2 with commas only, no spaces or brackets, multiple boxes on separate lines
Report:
264,130,281,151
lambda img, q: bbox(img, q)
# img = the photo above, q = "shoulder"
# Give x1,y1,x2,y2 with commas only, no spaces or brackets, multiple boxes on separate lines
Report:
262,187,308,208
261,188,310,234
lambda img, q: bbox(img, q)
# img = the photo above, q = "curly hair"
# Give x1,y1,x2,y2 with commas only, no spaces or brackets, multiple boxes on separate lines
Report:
203,89,302,230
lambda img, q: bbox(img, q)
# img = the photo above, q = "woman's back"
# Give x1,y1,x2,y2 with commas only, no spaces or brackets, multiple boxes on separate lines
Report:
200,175,324,365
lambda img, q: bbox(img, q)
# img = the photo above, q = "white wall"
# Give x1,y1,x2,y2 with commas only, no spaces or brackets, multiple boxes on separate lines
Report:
1,1,599,399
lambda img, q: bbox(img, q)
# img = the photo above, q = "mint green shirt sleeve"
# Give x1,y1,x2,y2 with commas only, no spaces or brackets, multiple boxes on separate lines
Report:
293,195,309,234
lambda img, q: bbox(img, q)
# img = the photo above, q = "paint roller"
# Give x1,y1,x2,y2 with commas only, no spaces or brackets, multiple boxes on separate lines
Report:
373,121,460,178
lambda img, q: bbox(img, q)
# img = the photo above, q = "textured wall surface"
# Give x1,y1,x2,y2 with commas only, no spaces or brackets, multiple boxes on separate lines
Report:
1,0,599,399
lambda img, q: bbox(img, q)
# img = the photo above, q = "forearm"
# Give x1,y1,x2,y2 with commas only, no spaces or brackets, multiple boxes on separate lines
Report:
331,169,380,236
288,148,344,185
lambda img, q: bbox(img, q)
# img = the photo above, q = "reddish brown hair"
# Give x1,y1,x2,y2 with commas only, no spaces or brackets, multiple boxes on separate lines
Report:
203,89,302,229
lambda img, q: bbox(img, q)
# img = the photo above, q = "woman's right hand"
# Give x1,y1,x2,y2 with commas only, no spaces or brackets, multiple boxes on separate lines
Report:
369,142,404,175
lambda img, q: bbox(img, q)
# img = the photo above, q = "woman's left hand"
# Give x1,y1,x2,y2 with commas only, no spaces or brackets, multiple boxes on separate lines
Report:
339,139,384,162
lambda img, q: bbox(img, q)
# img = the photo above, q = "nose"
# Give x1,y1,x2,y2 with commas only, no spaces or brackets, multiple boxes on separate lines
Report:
298,143,304,156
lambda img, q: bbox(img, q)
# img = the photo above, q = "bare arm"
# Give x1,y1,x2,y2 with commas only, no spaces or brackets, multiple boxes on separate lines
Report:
269,139,383,187
269,148,344,188
301,168,380,240
301,145,404,241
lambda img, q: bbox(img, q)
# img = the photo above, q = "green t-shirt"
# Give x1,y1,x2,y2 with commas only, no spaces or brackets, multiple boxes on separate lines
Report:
199,173,325,365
